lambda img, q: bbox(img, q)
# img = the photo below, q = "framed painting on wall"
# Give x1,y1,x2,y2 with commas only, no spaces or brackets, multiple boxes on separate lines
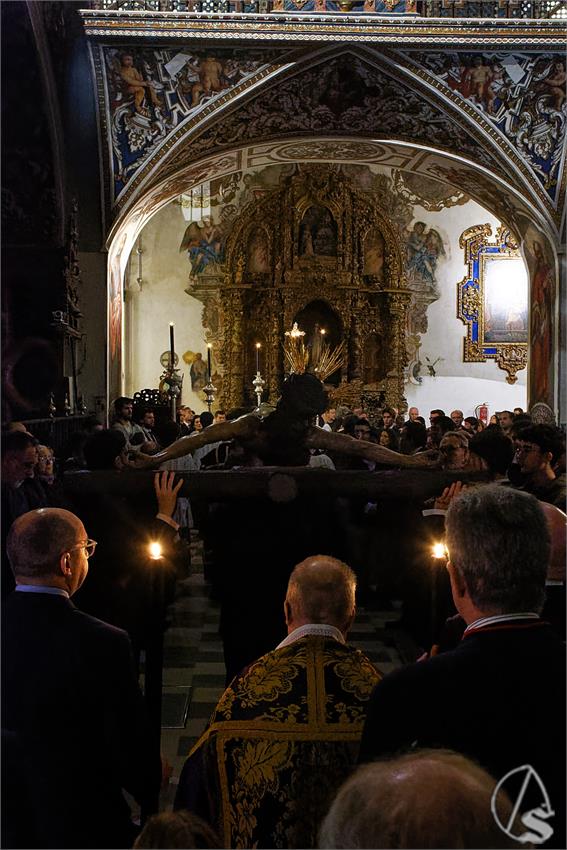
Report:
457,224,528,384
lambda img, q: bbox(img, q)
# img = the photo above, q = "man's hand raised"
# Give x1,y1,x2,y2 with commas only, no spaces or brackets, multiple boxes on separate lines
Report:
154,471,183,519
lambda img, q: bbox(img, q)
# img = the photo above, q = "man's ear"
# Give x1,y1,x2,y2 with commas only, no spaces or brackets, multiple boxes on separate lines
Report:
341,606,356,638
59,552,72,577
447,560,466,599
284,599,292,627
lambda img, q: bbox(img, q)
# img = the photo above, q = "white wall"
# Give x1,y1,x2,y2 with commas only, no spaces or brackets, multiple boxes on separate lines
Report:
124,202,207,412
406,375,525,420
404,198,527,414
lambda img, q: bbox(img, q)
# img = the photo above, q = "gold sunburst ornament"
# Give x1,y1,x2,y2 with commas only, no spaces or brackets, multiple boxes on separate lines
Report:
283,322,346,382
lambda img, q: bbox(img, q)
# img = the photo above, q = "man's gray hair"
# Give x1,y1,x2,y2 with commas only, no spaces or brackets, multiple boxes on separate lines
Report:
445,484,549,614
7,509,78,578
318,749,518,849
287,556,356,627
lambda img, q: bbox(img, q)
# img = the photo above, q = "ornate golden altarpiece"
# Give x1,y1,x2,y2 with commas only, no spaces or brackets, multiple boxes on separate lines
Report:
192,166,410,413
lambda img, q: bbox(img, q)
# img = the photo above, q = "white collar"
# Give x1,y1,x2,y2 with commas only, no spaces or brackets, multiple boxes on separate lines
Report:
276,623,345,649
464,612,539,635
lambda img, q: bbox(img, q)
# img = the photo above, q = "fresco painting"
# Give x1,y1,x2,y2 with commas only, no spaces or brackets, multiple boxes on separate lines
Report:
418,52,566,202
103,47,266,201
529,238,555,405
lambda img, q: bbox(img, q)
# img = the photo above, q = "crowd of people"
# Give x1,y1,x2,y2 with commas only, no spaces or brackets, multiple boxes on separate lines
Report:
1,382,565,849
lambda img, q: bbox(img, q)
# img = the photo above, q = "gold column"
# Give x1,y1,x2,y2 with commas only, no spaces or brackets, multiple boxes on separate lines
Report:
220,288,245,410
383,289,411,410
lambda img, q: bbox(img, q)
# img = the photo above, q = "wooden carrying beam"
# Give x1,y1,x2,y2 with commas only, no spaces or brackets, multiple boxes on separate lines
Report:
62,467,489,504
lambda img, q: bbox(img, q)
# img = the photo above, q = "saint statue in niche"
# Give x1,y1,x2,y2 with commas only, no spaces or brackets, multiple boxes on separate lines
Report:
299,206,337,257
246,229,270,274
363,230,385,279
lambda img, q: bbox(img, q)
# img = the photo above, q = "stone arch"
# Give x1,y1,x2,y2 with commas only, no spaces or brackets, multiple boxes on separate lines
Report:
107,139,558,411
104,44,559,244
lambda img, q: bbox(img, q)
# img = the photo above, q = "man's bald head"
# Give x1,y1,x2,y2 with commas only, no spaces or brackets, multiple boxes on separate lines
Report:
319,748,518,849
7,508,85,581
285,556,356,635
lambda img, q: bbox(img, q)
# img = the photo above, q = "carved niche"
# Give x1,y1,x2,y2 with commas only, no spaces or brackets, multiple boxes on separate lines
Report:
219,165,409,412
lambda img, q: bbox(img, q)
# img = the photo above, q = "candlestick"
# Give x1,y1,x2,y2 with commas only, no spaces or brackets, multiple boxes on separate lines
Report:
203,377,217,413
252,370,265,409
169,323,175,368
255,342,261,373
207,343,212,380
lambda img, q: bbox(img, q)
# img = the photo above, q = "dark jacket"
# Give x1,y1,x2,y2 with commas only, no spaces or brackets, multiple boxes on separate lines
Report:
359,619,566,848
2,591,160,849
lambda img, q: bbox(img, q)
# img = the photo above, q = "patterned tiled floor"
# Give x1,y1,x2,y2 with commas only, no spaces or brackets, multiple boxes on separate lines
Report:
158,535,418,809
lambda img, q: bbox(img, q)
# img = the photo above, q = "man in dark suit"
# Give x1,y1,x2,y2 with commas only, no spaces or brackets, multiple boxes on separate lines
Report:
2,507,161,849
359,485,565,849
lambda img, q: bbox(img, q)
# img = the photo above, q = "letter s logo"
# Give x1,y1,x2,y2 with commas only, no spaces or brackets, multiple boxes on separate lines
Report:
491,765,555,845
519,807,555,845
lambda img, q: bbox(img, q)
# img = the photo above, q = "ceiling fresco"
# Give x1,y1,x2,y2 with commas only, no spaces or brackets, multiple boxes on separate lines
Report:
95,45,278,204
90,43,563,244
406,51,566,208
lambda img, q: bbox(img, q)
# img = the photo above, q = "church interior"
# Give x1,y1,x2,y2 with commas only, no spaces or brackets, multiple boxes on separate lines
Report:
2,1,566,848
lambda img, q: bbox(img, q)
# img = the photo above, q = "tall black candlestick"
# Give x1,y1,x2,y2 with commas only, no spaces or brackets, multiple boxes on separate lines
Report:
169,323,175,368
207,345,212,380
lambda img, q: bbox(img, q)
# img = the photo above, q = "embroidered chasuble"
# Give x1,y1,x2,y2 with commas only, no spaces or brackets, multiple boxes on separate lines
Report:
176,636,382,849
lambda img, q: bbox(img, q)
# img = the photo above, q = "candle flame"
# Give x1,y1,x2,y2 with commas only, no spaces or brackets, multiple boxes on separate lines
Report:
207,342,212,349
149,542,163,560
169,321,174,327
432,542,447,560
320,328,326,335
256,342,261,349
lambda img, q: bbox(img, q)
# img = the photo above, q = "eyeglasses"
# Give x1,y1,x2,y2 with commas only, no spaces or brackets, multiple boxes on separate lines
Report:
515,445,539,455
67,539,97,559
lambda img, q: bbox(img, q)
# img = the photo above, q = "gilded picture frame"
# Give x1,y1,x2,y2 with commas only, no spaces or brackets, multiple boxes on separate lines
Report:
457,224,528,384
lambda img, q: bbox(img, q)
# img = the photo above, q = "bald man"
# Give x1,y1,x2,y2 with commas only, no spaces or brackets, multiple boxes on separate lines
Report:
2,508,160,849
319,749,518,849
175,556,382,849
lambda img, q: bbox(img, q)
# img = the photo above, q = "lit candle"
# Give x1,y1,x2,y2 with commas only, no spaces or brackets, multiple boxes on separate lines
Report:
432,542,447,560
149,541,163,560
207,343,212,380
255,342,261,373
169,323,175,367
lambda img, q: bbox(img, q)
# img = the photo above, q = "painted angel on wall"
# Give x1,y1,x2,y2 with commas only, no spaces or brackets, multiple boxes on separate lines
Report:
179,215,224,277
117,52,162,117
406,223,445,289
